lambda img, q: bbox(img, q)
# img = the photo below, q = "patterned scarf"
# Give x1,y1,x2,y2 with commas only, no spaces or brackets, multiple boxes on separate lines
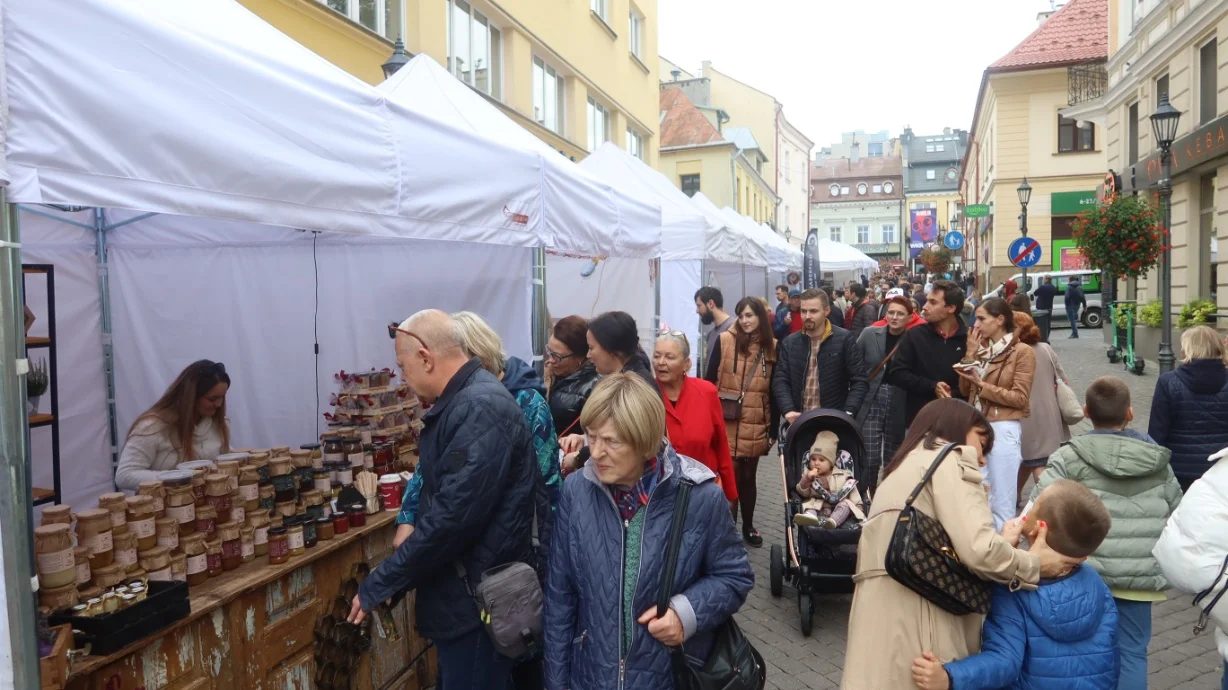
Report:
609,456,660,522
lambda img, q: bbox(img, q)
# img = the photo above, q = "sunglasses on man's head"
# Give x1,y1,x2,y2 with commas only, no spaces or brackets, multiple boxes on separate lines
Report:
388,322,429,351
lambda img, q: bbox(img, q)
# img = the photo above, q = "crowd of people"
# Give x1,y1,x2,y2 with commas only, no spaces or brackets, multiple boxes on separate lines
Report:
102,267,1228,689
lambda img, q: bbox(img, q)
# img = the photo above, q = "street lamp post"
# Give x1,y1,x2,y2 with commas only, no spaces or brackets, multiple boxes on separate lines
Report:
1017,178,1032,289
381,37,410,80
1151,94,1182,374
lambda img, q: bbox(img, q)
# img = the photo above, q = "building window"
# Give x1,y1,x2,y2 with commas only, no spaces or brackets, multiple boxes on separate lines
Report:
925,144,935,153
857,225,870,244
532,57,565,134
926,169,937,180
680,174,700,197
1156,73,1169,104
857,182,867,195
587,97,609,151
829,184,841,197
446,0,501,98
882,224,897,244
590,0,607,20
783,150,791,184
868,142,883,157
840,186,850,195
883,181,894,194
872,183,883,193
1058,115,1094,152
935,143,945,152
628,8,643,58
321,0,403,40
829,226,842,243
625,128,643,159
1128,101,1139,165
1201,38,1218,125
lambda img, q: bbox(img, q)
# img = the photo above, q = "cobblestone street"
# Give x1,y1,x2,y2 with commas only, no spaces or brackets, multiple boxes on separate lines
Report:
738,332,1226,689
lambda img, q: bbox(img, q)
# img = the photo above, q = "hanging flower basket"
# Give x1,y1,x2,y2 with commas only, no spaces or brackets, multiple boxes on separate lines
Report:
1071,194,1167,279
917,246,953,275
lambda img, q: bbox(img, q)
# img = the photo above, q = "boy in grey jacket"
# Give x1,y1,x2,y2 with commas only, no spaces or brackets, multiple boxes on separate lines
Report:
1032,376,1182,690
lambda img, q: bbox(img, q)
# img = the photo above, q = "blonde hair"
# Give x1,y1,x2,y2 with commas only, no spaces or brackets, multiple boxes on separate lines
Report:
1180,325,1228,365
451,311,506,376
580,372,666,460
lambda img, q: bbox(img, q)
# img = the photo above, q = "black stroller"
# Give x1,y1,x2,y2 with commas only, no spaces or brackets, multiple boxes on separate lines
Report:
768,408,868,636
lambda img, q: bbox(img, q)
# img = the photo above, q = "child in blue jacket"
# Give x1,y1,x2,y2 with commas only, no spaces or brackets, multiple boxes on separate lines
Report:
911,479,1119,690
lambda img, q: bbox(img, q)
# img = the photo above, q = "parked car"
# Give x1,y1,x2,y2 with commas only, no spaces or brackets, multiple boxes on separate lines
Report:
987,270,1103,329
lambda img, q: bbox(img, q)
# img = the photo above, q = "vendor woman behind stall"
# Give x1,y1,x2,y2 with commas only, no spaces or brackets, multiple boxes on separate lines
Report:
115,360,231,491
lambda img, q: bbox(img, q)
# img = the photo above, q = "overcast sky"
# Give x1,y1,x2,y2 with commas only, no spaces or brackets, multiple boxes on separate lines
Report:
659,0,1053,151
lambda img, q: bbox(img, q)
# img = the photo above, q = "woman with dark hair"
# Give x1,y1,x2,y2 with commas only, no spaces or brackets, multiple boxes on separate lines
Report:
545,315,599,437
956,296,1036,529
855,295,914,496
842,398,1078,689
116,359,231,490
1015,311,1070,498
1008,293,1032,314
704,297,777,545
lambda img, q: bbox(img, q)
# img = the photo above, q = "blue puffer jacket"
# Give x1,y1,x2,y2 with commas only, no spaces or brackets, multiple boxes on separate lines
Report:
945,564,1118,690
543,444,754,690
358,358,539,642
1149,359,1228,482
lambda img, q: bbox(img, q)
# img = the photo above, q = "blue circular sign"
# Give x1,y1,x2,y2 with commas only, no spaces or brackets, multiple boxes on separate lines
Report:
1008,237,1043,268
943,231,965,250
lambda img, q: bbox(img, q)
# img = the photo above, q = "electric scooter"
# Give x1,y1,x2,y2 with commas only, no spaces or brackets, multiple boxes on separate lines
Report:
1106,301,1146,375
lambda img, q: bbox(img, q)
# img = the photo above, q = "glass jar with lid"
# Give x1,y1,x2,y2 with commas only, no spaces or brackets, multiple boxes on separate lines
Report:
269,457,297,503
98,492,128,535
137,480,166,518
239,525,255,563
322,436,344,465
218,521,241,571
182,533,208,585
195,504,217,539
75,508,114,569
248,511,271,556
204,473,232,523
125,495,158,551
343,437,364,469
300,442,323,470
285,516,305,556
238,469,260,512
205,538,223,578
267,526,289,565
259,484,276,512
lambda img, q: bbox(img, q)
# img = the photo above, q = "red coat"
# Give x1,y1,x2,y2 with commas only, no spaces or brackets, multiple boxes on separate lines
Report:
659,377,738,501
870,312,926,330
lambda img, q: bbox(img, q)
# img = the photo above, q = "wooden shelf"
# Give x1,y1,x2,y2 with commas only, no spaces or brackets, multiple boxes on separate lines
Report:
22,266,49,274
26,336,50,348
32,487,54,500
29,413,54,428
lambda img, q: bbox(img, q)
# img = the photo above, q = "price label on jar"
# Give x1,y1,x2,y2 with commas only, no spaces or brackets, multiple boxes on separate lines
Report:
115,548,137,568
241,541,254,559
85,531,113,555
76,561,91,585
186,553,207,576
158,532,179,551
288,530,305,551
254,526,269,546
348,452,364,469
239,484,260,502
36,547,75,575
132,517,156,539
148,566,172,582
230,505,245,524
166,503,195,524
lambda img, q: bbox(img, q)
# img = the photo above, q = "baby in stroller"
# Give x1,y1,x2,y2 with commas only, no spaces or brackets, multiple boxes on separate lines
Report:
792,430,866,529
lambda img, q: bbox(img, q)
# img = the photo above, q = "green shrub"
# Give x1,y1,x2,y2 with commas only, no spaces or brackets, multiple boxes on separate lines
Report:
1137,301,1164,328
1113,303,1138,330
1178,299,1218,328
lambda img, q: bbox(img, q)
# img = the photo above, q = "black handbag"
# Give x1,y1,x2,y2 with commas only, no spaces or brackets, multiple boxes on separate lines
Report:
658,479,766,690
884,442,992,616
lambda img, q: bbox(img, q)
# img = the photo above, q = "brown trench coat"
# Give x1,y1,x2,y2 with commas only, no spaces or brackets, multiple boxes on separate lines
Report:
959,339,1036,422
715,331,775,458
840,442,1041,689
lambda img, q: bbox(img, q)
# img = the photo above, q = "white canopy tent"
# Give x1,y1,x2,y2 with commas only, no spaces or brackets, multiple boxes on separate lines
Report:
378,57,662,351
689,193,767,311
0,0,660,682
818,238,879,285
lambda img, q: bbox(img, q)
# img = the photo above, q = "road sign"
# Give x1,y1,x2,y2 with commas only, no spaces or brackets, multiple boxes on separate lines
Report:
964,204,990,218
943,231,965,250
1009,237,1043,268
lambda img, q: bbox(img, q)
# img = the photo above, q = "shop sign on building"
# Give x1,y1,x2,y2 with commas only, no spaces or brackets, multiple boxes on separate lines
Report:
1050,191,1098,216
1120,113,1228,194
853,243,895,255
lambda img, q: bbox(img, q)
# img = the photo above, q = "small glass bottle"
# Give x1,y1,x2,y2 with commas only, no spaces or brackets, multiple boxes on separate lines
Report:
267,526,290,565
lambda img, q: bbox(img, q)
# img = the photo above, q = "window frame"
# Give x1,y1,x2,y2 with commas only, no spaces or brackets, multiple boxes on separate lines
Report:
680,174,700,198
625,128,643,159
1057,115,1095,153
872,183,883,194
1127,101,1140,166
628,7,643,59
590,0,608,20
1200,38,1218,125
882,223,897,244
926,169,937,180
883,181,895,194
587,97,609,151
532,55,565,134
829,184,841,197
446,0,502,98
322,0,403,40
829,226,842,243
856,225,870,244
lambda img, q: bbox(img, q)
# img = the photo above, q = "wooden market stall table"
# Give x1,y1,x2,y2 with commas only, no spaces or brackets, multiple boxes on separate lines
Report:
65,511,436,690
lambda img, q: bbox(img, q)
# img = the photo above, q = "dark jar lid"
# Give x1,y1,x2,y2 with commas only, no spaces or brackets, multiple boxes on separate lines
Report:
268,526,287,536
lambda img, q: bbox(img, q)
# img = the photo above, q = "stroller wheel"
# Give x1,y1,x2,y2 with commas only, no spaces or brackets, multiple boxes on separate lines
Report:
799,594,813,637
769,544,784,597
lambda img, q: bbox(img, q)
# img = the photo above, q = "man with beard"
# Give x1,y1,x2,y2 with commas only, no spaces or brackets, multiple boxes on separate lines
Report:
886,278,970,427
772,288,868,431
695,286,735,374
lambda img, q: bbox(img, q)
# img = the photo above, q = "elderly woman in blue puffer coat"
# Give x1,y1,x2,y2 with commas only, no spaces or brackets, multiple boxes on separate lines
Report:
543,372,753,690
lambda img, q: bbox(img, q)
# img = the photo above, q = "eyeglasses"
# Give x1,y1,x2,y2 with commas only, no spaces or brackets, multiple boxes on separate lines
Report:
545,347,576,363
387,322,428,351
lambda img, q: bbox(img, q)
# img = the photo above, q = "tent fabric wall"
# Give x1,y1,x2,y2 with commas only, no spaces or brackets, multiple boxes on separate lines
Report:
660,259,701,358
545,254,656,355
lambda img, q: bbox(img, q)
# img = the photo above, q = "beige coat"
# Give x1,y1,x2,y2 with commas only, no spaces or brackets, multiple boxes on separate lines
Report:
841,443,1041,690
715,331,775,458
796,467,866,521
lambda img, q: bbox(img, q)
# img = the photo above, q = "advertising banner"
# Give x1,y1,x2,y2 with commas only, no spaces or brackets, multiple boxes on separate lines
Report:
1053,240,1090,271
910,208,937,258
803,227,820,289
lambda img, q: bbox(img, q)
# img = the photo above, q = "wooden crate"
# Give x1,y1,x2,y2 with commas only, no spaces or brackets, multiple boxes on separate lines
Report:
40,624,72,690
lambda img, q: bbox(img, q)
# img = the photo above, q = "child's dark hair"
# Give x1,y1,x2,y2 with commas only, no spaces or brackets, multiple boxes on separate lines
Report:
1034,479,1111,559
1085,376,1131,428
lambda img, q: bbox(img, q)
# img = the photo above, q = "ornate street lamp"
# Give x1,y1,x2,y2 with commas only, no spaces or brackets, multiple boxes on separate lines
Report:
1151,94,1182,373
381,37,410,80
1017,177,1032,288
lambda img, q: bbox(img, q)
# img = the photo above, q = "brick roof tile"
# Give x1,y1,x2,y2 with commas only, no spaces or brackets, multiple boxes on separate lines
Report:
659,87,726,148
990,0,1107,71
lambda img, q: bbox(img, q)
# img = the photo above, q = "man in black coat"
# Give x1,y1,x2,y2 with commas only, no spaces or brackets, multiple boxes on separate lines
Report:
772,288,868,428
1034,276,1057,315
1065,277,1087,338
887,279,970,426
352,310,539,690
846,283,879,337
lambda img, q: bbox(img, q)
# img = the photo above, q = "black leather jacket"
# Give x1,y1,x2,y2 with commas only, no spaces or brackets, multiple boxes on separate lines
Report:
548,361,599,435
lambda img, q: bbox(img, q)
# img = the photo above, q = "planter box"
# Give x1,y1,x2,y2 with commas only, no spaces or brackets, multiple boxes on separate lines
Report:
1133,326,1185,362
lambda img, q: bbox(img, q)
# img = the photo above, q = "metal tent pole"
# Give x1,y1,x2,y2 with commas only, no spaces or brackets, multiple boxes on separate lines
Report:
697,258,707,377
531,248,548,376
653,257,661,333
95,210,120,478
0,191,42,689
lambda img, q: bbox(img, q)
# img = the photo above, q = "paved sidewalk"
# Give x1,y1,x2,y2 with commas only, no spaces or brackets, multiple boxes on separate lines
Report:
736,333,1225,689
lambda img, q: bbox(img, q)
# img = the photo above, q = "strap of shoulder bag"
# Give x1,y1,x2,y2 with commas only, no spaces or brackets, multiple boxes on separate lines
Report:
656,478,695,618
1193,554,1228,634
867,338,904,383
901,442,960,511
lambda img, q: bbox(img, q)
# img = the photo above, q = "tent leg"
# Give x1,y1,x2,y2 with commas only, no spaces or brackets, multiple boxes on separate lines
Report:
95,210,120,480
741,264,747,300
764,268,770,302
653,258,661,334
697,259,707,378
531,248,547,376
0,191,41,689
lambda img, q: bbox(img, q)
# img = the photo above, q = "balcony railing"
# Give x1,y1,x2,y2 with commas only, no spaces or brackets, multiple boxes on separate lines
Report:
1068,62,1108,107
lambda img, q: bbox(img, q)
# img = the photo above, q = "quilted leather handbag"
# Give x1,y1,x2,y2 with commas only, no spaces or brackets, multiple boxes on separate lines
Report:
884,442,991,616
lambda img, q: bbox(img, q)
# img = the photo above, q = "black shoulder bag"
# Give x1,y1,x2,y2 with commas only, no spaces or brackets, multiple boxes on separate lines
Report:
658,479,766,690
884,442,992,616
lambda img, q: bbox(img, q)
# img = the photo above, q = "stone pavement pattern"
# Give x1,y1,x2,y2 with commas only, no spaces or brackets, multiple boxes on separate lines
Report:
735,334,1225,689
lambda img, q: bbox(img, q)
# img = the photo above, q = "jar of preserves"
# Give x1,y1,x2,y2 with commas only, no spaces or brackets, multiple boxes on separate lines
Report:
247,457,269,484
92,562,127,589
267,526,289,565
170,550,187,582
239,525,255,563
316,516,334,542
75,508,114,569
125,495,158,551
178,460,215,499
164,479,197,536
204,473,232,523
322,435,344,465
140,546,172,582
259,484,276,512
286,516,305,556
39,583,79,612
137,480,166,517
347,503,367,529
269,457,296,502
302,515,318,549
195,504,217,539
216,451,250,467
362,444,375,471
301,490,324,521
290,450,313,490
343,437,364,469
333,511,349,535
216,459,242,492
218,521,241,572
155,516,179,551
40,504,73,528
205,538,223,577
336,464,354,487
74,546,91,587
182,534,208,586
275,500,297,519
34,524,77,590
300,442,323,470
98,492,128,535
248,512,271,556
238,469,260,512
313,469,331,494
270,446,291,457
228,490,245,525
113,530,139,573
189,470,207,502
372,442,395,476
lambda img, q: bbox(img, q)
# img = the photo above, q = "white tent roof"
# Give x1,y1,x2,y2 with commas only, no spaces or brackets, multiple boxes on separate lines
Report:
1,0,650,255
758,222,803,271
817,237,879,273
578,143,744,263
689,193,767,267
720,207,793,272
377,55,660,258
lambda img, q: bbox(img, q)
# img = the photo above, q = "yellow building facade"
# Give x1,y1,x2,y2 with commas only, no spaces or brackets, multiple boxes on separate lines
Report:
240,0,660,165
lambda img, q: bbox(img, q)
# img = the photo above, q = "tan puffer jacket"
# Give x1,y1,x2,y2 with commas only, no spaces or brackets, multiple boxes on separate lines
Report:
715,331,776,458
